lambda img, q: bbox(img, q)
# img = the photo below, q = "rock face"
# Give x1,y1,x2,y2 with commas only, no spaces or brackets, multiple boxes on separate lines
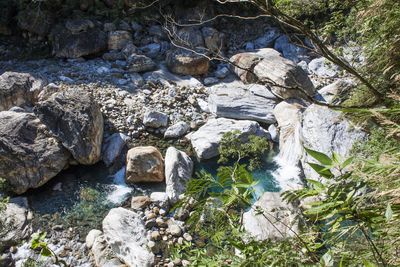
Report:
102,133,130,166
243,192,298,240
230,48,315,99
51,28,107,58
0,111,70,194
0,197,31,248
186,118,265,159
165,147,194,204
0,72,46,111
102,207,154,267
301,104,364,180
125,146,164,183
34,88,103,165
208,83,277,124
166,49,209,75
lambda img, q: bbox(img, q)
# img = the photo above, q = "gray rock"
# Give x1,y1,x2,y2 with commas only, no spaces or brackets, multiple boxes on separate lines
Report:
208,83,277,124
51,27,107,58
102,51,125,61
65,18,94,34
201,27,225,52
148,25,168,40
150,192,169,209
164,122,189,138
166,49,209,76
125,146,164,183
0,197,31,248
176,28,205,48
102,133,130,166
108,30,133,51
140,43,161,59
165,147,193,204
317,79,355,104
301,104,364,180
254,27,281,48
131,196,151,210
168,224,182,237
243,192,298,240
273,35,308,63
203,77,219,86
34,88,103,165
143,110,168,128
0,111,70,194
92,234,124,267
186,118,266,159
126,54,156,73
215,67,230,79
103,208,154,267
85,229,102,249
233,48,315,99
268,124,279,143
308,57,341,78
0,72,46,111
131,21,143,32
245,42,255,50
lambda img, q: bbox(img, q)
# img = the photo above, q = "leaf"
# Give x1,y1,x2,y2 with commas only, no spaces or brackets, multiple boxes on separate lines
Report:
320,250,334,267
41,247,52,257
332,151,343,165
362,259,377,267
306,179,325,191
304,147,333,166
385,203,393,222
308,163,334,179
342,156,355,169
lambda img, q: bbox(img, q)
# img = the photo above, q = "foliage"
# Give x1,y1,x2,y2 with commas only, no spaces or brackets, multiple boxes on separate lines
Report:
30,232,68,267
0,196,11,241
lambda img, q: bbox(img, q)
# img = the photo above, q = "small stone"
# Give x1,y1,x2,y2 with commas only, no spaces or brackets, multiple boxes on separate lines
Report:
146,212,156,220
151,231,161,241
183,233,192,242
177,237,184,246
182,260,190,267
148,240,159,254
159,208,167,216
169,225,182,237
152,207,160,215
215,67,230,79
167,262,174,267
145,218,157,228
10,246,18,254
131,196,151,210
162,235,168,241
173,258,182,266
156,217,168,228
203,77,218,86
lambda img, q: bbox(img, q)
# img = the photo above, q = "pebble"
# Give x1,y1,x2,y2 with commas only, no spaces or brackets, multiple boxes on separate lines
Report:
169,225,182,237
183,233,192,242
151,230,161,241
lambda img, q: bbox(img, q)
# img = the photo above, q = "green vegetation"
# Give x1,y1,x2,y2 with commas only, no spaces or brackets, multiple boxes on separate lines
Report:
30,232,68,266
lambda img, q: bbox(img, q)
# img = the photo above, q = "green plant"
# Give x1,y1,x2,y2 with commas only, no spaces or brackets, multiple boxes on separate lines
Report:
31,232,68,267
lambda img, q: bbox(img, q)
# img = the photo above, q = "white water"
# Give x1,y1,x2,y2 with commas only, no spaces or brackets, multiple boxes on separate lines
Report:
106,167,133,204
272,120,304,191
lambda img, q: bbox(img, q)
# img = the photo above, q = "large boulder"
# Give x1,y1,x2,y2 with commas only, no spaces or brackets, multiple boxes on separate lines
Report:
102,207,154,267
166,49,209,76
0,197,32,249
0,72,46,111
273,35,308,63
51,27,107,58
0,111,70,194
301,104,364,180
208,83,277,124
243,192,298,240
231,48,315,99
126,54,156,73
165,147,194,204
34,88,103,165
186,118,266,159
125,146,164,183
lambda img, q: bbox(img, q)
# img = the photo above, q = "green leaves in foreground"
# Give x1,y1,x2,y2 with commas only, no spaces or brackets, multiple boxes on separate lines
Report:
31,232,68,266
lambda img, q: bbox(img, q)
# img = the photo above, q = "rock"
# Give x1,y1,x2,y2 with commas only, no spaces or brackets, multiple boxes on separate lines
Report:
208,83,277,124
131,21,143,32
215,67,230,79
245,42,255,50
104,22,116,32
85,229,102,249
254,27,281,48
155,217,168,228
317,79,355,104
143,110,168,128
243,192,298,240
34,88,103,165
140,43,161,59
125,146,164,183
17,8,53,36
126,54,156,73
166,49,209,76
103,208,154,267
102,133,130,166
131,196,151,210
145,219,157,228
148,25,168,40
203,77,218,86
252,49,315,99
0,197,31,248
0,111,70,194
102,51,125,61
186,118,265,159
273,35,308,63
164,122,189,138
168,224,182,237
176,28,205,48
174,207,189,221
92,234,124,267
301,104,364,180
268,124,279,143
308,57,341,78
150,231,161,241
165,147,193,204
51,27,107,58
202,27,225,52
0,72,46,111
147,241,159,254
183,233,192,242
65,18,94,34
150,192,169,209
122,43,139,58
108,30,133,51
